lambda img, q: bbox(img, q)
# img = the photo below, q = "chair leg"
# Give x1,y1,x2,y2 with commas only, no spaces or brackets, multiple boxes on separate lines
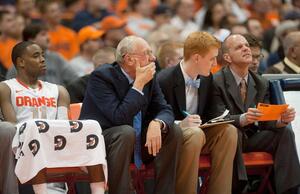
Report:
267,179,275,194
66,176,76,194
257,167,273,194
198,173,209,194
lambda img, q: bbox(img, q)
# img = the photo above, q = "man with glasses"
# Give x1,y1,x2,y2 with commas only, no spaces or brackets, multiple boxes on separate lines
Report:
80,35,182,194
266,31,300,74
243,33,265,74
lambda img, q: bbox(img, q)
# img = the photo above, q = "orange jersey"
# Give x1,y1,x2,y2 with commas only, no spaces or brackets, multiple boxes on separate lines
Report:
48,25,79,60
0,37,18,70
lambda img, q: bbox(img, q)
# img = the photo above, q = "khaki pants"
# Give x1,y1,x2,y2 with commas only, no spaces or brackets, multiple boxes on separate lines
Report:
176,124,237,194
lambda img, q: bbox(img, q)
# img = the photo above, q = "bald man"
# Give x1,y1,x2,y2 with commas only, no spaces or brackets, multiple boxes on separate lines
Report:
210,34,300,194
266,31,300,74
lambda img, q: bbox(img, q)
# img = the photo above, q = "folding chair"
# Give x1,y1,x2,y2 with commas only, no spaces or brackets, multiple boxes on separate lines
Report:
244,152,275,194
198,155,211,194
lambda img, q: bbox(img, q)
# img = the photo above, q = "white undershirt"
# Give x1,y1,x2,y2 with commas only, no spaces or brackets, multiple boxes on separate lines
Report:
180,61,198,114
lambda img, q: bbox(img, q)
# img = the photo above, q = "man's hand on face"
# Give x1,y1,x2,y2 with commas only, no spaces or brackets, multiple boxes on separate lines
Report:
133,61,156,91
145,120,162,156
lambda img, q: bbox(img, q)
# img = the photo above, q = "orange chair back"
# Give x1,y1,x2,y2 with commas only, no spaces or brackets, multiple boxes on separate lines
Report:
68,103,82,120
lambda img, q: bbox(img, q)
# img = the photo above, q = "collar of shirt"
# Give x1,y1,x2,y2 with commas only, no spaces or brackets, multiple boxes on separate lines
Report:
284,57,300,74
229,66,249,86
120,66,134,84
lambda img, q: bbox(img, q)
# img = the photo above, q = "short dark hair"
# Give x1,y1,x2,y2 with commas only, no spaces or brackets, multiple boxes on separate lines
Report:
22,23,48,41
243,33,262,48
11,41,35,66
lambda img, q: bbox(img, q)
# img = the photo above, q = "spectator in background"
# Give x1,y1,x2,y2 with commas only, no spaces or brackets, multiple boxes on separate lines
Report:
267,20,299,68
92,47,115,66
15,0,40,25
243,33,266,73
72,0,112,32
219,13,240,30
170,0,198,40
6,23,79,87
126,0,156,38
39,1,79,60
152,4,173,30
13,14,25,41
266,31,300,74
99,15,130,48
70,26,104,77
146,30,170,55
157,41,183,69
195,0,248,32
0,10,19,71
202,0,226,34
230,24,248,35
67,47,116,103
250,0,280,30
245,18,264,41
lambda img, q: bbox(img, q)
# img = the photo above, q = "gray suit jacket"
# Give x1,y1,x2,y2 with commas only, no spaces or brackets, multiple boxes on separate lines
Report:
210,66,276,131
210,66,275,181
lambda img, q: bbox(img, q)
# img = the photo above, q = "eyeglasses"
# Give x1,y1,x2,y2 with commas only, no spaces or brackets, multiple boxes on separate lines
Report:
252,53,264,61
123,50,153,58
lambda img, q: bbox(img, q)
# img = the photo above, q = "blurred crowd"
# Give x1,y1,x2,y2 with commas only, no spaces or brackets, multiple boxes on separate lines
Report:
0,0,299,87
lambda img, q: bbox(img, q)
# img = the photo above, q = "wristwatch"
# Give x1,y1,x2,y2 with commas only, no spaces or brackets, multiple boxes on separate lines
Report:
153,119,168,134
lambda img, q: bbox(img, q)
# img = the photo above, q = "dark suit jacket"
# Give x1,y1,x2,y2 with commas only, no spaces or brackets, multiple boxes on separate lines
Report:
80,62,174,134
211,66,277,181
157,64,213,122
210,66,276,131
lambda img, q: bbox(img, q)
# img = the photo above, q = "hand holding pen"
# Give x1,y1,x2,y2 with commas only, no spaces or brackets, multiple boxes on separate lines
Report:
179,111,202,129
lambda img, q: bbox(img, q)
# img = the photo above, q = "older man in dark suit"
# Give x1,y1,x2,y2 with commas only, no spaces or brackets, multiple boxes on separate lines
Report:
211,34,300,194
158,32,237,194
80,35,182,194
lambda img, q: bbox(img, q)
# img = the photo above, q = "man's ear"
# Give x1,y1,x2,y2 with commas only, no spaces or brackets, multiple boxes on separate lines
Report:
290,47,297,59
191,53,200,63
223,53,232,64
16,57,24,68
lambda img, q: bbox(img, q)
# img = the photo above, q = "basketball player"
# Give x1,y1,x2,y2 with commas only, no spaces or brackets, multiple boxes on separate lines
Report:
0,41,106,194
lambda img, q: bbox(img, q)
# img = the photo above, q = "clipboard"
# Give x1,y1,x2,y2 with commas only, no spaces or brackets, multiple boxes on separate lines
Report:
200,119,234,129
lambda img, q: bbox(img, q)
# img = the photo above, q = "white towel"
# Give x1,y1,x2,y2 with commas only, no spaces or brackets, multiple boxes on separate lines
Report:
12,119,107,184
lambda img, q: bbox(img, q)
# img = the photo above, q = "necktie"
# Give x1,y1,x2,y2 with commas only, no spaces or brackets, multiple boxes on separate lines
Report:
240,78,247,103
133,111,143,169
186,79,201,88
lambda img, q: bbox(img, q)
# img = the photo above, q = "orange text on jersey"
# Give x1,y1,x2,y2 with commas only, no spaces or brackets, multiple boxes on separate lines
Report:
16,96,57,107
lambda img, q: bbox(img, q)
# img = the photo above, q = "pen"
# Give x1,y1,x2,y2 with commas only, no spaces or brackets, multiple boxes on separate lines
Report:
182,110,202,125
182,110,190,117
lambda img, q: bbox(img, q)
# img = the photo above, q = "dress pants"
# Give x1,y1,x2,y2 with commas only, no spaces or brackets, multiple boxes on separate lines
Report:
0,122,18,194
243,127,300,194
176,124,237,194
102,124,182,194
